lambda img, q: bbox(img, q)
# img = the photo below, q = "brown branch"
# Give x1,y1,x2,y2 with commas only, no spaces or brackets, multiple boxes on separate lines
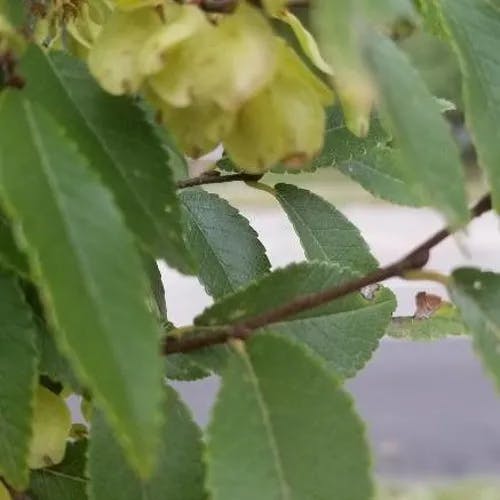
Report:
176,172,263,189
164,193,492,355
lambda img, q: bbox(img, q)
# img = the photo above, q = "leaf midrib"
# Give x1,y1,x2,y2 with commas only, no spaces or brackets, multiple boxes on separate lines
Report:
182,199,235,296
46,57,170,252
240,347,292,500
23,100,129,391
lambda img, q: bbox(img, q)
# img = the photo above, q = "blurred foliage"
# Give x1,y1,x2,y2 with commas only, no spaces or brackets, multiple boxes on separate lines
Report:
400,31,463,108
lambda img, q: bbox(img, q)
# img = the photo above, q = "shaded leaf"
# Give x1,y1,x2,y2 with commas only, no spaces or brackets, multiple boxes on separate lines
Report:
196,262,395,377
387,312,467,340
88,386,205,500
0,210,29,277
1,0,26,26
136,96,189,183
415,0,447,36
0,271,37,489
311,107,390,169
339,147,423,207
165,354,210,381
364,34,469,227
439,0,500,213
20,46,193,274
274,183,378,273
181,189,270,298
142,254,167,320
449,268,500,390
37,324,80,391
0,92,163,475
312,0,375,136
163,319,211,380
206,335,372,500
29,440,88,500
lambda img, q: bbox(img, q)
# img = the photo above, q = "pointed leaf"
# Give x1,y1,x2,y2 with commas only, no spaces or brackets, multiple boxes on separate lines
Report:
449,268,500,390
0,92,163,475
274,183,378,273
439,0,500,212
29,440,88,500
20,46,193,274
364,34,469,227
196,262,395,377
181,189,270,298
206,335,372,500
88,386,205,500
0,271,37,489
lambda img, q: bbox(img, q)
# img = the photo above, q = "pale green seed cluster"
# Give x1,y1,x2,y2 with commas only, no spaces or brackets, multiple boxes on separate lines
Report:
81,0,334,172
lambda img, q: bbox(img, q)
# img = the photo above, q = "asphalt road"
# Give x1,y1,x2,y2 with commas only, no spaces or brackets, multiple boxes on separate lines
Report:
173,338,500,479
163,200,500,479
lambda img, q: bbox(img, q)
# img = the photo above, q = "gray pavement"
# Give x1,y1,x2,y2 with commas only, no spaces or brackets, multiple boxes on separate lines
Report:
173,338,500,479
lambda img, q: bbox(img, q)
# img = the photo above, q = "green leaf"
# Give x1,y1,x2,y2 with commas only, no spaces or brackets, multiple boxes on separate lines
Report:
449,268,500,390
274,183,378,273
415,0,448,36
0,271,37,489
0,92,163,476
196,262,395,377
88,386,205,500
140,259,211,381
142,254,167,321
387,313,467,340
38,323,80,391
180,189,270,298
163,319,211,381
339,147,422,207
312,0,375,136
439,0,500,213
29,440,88,500
0,210,29,277
312,107,390,169
165,354,210,381
1,0,26,26
309,107,420,207
206,335,372,500
364,34,469,227
137,98,189,183
20,46,194,274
